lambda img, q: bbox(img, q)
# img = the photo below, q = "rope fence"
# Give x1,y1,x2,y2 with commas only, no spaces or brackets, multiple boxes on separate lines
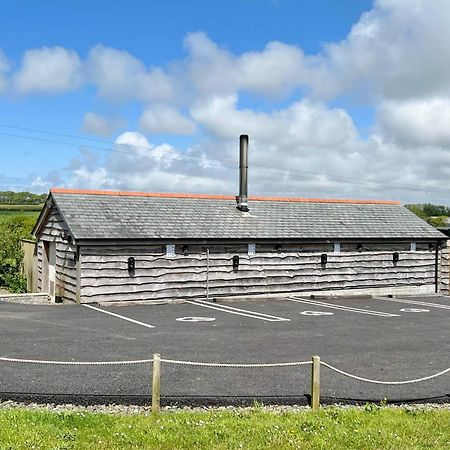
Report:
321,361,450,385
159,358,312,368
0,356,153,366
1,354,449,412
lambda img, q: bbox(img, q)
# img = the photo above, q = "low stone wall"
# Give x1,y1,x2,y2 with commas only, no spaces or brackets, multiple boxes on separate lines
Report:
216,284,437,302
0,293,51,305
21,239,37,293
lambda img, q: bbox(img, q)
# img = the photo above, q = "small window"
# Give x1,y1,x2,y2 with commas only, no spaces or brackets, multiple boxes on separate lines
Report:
410,242,416,252
334,243,341,253
248,243,256,256
66,253,76,268
166,244,176,257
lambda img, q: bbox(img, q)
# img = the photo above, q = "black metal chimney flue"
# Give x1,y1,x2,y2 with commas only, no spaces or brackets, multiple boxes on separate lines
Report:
237,134,249,212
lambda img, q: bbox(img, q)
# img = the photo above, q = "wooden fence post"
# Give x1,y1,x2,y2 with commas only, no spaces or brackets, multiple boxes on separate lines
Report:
311,355,320,411
152,353,161,414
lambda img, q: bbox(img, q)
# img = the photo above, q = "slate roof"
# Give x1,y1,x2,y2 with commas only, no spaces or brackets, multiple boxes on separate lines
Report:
45,188,445,241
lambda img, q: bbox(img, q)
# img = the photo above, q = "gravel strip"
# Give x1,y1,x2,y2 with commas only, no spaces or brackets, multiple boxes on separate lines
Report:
0,400,448,415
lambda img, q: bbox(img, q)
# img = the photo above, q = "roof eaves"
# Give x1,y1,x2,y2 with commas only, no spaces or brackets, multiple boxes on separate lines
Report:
75,235,446,246
31,193,53,238
47,193,78,243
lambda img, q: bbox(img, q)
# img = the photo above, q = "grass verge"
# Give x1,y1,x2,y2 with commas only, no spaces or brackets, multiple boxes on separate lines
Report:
0,406,448,449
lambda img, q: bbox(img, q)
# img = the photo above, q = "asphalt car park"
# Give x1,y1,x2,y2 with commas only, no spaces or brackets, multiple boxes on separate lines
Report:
0,295,449,405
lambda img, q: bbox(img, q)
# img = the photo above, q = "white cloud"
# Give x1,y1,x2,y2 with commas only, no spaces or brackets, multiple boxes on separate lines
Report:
183,32,309,98
190,95,357,148
139,106,196,135
115,131,152,152
182,32,237,96
378,99,450,146
4,44,175,100
82,112,124,137
85,45,174,102
109,131,181,172
70,167,117,190
237,41,308,97
14,46,82,93
66,131,229,193
308,0,450,100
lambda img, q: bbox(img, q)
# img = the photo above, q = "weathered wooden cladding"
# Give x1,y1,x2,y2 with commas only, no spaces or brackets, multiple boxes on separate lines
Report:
55,241,78,302
78,245,439,303
39,208,67,240
36,240,43,292
36,207,78,301
440,244,449,294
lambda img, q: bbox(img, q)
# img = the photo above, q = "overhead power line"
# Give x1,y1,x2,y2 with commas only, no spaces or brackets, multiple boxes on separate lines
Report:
0,123,114,146
0,123,450,197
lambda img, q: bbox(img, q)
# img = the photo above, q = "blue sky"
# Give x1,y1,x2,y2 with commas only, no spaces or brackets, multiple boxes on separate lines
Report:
1,0,450,204
0,1,371,58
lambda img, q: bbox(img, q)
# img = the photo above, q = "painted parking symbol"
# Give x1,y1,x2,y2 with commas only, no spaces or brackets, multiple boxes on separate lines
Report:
399,308,430,313
300,311,334,316
176,316,216,322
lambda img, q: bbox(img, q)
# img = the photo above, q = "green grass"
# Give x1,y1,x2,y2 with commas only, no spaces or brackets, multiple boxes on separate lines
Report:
0,406,448,449
0,209,40,223
0,204,41,223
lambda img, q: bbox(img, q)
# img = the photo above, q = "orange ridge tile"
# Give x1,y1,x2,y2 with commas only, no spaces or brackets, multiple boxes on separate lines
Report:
50,187,400,205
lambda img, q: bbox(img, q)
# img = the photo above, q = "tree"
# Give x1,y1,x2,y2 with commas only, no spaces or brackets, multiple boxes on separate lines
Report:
405,204,427,220
405,203,450,228
0,191,46,205
426,216,448,228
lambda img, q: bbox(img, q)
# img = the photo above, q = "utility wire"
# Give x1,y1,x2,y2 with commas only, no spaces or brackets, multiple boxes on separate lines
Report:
1,123,450,196
0,131,240,169
0,123,114,146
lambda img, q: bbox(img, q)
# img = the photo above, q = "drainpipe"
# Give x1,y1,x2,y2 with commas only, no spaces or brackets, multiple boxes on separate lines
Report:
75,245,81,304
206,247,210,300
435,241,440,294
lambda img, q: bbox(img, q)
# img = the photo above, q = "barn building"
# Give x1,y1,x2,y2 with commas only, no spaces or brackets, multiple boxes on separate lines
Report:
32,136,448,304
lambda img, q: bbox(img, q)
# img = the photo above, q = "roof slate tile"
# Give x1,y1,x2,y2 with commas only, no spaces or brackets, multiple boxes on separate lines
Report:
50,191,445,241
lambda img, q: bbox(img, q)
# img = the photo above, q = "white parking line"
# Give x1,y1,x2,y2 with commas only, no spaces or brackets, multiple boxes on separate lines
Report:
400,308,429,313
287,297,399,317
374,296,450,310
186,300,290,322
194,299,291,321
83,305,155,329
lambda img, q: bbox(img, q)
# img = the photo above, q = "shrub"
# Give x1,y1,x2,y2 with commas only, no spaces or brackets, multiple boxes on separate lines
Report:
0,215,36,293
